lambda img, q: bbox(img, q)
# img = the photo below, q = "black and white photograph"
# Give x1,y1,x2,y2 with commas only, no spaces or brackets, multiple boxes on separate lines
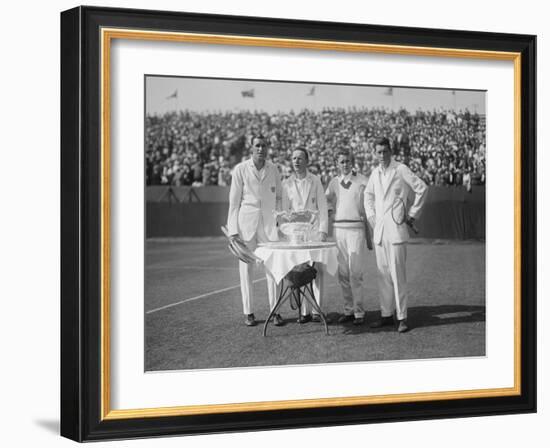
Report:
144,76,487,371
1,0,545,443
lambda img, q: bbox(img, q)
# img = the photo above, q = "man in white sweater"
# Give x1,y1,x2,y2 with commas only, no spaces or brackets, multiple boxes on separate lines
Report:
325,150,370,325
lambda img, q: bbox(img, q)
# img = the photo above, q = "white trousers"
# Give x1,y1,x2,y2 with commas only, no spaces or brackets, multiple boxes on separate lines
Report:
374,240,408,320
334,227,367,318
239,218,278,315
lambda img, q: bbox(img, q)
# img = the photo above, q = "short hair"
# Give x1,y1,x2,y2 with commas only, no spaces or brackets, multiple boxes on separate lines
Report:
374,137,391,149
335,149,353,162
249,134,267,147
292,146,309,162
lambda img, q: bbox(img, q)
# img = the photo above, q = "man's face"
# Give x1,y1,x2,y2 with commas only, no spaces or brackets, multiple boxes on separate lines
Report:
292,150,308,174
375,144,391,167
251,137,267,164
337,154,352,175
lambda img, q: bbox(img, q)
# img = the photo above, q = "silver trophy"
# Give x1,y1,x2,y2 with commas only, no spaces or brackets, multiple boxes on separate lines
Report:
274,209,320,245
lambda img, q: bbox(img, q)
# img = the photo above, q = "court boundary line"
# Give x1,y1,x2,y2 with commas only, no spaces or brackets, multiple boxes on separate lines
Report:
146,278,266,314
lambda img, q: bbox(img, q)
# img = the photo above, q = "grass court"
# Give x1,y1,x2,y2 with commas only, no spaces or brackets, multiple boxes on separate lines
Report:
145,238,485,371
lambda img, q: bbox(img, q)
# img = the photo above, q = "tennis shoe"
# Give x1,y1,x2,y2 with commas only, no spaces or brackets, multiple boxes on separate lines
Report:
337,314,354,324
397,319,409,333
371,316,394,328
273,314,285,326
244,314,257,327
312,314,332,324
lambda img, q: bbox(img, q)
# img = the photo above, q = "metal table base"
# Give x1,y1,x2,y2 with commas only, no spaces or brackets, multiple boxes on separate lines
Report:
263,274,329,336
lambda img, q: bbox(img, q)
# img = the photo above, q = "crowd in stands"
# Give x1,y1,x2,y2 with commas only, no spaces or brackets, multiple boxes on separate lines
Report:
145,108,486,189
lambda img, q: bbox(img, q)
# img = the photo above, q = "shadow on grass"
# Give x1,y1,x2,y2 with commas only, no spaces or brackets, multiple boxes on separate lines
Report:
409,304,485,329
339,304,485,335
260,312,342,337
259,311,342,326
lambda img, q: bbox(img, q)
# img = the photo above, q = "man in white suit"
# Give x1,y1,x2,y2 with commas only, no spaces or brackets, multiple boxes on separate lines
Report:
364,137,428,333
282,147,329,323
227,135,282,327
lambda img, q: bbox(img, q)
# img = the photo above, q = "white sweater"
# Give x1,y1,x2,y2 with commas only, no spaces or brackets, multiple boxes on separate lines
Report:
325,173,368,228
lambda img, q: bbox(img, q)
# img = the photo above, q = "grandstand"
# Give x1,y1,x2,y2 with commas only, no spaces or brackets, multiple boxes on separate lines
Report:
145,108,486,189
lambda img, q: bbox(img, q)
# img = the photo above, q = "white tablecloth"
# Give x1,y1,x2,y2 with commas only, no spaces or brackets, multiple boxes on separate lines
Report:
254,244,338,284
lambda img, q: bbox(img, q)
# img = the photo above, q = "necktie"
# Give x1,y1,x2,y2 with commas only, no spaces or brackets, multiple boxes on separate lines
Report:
340,179,352,189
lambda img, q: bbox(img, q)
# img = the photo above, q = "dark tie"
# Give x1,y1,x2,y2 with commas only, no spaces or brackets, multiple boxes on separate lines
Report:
340,179,352,190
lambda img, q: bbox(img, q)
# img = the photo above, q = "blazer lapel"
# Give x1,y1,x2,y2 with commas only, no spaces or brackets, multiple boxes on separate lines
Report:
259,162,267,182
382,162,397,199
285,174,298,210
302,173,313,206
246,159,261,182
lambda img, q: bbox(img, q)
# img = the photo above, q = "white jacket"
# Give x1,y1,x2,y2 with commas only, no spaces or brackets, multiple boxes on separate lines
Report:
227,159,282,241
364,159,427,245
282,171,329,234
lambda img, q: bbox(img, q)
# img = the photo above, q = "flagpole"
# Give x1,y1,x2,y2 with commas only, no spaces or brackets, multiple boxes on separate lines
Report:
165,90,178,113
314,89,317,112
313,86,317,112
452,90,456,111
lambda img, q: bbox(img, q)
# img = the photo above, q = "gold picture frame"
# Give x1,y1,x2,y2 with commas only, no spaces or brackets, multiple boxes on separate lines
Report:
61,5,536,441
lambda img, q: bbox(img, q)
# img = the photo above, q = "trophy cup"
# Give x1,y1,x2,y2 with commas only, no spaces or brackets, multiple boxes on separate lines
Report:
274,209,320,245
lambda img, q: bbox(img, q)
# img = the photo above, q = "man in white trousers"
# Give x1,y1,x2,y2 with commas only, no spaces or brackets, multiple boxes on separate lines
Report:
364,137,428,333
282,147,329,323
227,135,283,327
326,150,370,326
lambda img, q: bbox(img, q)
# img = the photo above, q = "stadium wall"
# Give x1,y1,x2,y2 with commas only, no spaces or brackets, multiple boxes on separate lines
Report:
146,186,485,240
146,185,230,203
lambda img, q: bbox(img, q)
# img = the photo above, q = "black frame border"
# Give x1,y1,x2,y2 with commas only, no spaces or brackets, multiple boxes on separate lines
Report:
61,6,536,442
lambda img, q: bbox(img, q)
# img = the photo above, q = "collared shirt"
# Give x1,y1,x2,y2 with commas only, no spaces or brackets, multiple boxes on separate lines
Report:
249,159,266,182
379,159,395,192
293,173,309,208
282,171,329,234
340,172,353,185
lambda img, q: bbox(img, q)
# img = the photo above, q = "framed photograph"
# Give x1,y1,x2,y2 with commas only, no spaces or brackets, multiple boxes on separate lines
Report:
61,5,536,442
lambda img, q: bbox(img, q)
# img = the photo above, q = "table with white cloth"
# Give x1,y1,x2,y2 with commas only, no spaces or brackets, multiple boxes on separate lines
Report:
254,241,338,336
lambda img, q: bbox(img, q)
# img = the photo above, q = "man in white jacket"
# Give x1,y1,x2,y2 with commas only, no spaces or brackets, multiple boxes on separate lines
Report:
227,135,282,327
364,137,428,333
282,147,328,323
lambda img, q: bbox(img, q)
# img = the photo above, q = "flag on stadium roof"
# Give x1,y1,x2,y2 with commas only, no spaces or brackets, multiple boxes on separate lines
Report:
166,89,178,100
307,86,316,96
241,89,255,98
